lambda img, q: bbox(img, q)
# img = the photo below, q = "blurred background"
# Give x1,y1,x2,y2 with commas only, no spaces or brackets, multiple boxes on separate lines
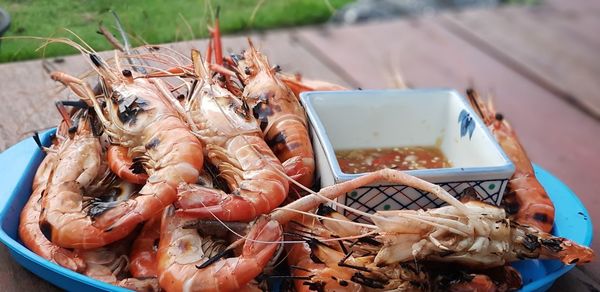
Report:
0,0,598,291
0,0,537,63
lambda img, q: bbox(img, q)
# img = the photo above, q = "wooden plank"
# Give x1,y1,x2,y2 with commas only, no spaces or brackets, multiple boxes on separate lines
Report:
0,31,349,290
297,17,600,281
443,6,600,119
0,50,113,152
0,30,349,152
545,0,600,15
216,29,352,87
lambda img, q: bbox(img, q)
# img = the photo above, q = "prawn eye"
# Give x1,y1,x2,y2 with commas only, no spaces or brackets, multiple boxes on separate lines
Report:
495,113,504,121
122,70,132,77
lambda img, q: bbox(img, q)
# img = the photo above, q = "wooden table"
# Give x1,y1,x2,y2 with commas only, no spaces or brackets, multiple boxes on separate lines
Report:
1,0,599,290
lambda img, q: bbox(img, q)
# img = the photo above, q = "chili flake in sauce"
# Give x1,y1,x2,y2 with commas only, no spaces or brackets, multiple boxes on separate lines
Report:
335,146,451,174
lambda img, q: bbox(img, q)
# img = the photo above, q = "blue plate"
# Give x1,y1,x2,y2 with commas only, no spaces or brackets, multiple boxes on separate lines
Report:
0,130,593,291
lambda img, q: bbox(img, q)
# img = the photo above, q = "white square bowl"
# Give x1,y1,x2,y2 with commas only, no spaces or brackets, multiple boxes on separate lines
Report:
300,89,515,221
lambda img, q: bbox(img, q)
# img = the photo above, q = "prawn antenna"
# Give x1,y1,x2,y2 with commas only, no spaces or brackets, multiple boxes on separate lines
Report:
111,10,148,74
111,11,131,52
466,88,486,121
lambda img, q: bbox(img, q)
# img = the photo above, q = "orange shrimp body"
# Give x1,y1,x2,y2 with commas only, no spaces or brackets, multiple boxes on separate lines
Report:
178,54,289,221
19,135,86,272
467,90,555,232
130,214,161,278
107,145,148,185
157,207,282,292
21,188,86,272
236,41,315,190
38,116,123,249
50,57,203,248
92,77,204,245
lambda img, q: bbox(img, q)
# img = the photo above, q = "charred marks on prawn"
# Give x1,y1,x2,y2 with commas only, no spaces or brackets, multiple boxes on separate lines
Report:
357,235,381,247
350,272,387,289
268,131,301,153
89,53,102,67
303,280,326,292
316,204,335,217
115,94,150,126
433,269,475,289
250,92,274,131
58,100,90,109
39,220,53,242
539,238,564,253
85,182,140,218
306,239,325,265
338,251,370,272
144,138,160,150
521,234,542,254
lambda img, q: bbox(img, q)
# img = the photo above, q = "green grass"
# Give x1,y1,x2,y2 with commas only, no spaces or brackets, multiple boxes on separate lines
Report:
0,0,353,63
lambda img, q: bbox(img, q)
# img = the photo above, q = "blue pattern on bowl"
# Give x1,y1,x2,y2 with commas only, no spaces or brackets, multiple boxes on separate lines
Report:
342,178,508,222
459,109,476,139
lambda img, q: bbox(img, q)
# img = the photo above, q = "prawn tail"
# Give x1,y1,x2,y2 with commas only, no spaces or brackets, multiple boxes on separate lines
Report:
217,217,283,290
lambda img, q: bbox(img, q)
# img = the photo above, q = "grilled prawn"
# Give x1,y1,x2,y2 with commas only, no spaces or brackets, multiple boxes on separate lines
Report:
175,49,289,222
215,37,316,191
49,45,203,249
157,207,282,292
285,205,522,291
19,121,86,272
271,169,593,270
467,89,555,232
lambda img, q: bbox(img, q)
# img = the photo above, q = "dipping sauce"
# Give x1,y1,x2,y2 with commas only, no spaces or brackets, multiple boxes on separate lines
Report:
336,146,452,174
